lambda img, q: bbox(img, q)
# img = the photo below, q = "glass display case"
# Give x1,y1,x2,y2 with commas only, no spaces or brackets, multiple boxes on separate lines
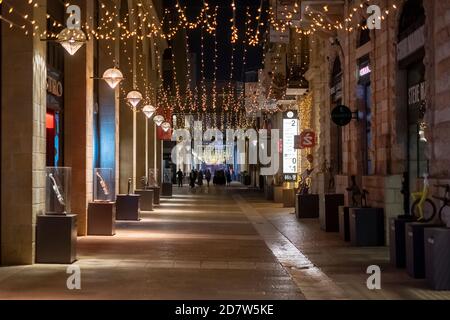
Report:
46,167,71,215
163,167,172,184
94,168,114,202
148,169,159,187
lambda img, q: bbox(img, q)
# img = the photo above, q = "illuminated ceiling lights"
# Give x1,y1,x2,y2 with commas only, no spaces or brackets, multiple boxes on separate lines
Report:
142,105,156,119
153,115,165,126
126,90,143,109
57,28,87,55
161,122,172,132
102,67,124,89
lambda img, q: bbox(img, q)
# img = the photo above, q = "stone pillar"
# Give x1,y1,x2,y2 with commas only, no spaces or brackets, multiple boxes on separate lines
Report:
64,0,94,236
1,0,47,264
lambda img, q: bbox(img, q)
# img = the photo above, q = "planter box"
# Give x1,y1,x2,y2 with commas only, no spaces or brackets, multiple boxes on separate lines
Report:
349,207,385,246
265,185,274,201
405,222,440,279
424,227,450,290
296,194,319,219
36,214,77,264
320,194,344,232
116,195,140,221
146,186,160,204
274,186,284,203
389,216,416,268
88,202,116,236
161,182,173,197
339,206,351,241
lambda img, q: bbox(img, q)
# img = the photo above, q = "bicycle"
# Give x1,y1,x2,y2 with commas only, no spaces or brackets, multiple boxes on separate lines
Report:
411,178,450,224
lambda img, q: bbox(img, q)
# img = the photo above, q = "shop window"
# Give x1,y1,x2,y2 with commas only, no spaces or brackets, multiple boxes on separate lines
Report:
330,57,343,174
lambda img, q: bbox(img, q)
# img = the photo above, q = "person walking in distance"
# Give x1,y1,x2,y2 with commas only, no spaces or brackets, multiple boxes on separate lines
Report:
205,169,212,187
176,169,183,187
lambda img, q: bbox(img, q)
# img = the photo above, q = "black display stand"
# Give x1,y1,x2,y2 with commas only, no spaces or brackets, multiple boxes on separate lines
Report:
146,186,161,204
36,214,77,264
161,182,173,197
320,194,344,232
405,222,440,279
389,216,416,268
349,207,385,246
87,202,116,236
295,194,319,219
424,227,450,290
135,189,154,211
116,194,140,221
283,188,296,208
339,206,351,241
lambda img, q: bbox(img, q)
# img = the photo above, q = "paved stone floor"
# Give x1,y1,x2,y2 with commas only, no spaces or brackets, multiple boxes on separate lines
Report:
0,184,449,300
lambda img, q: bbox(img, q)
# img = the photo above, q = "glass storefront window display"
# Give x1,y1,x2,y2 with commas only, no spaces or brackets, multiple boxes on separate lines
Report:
46,167,71,215
94,168,114,202
163,168,172,184
148,169,159,187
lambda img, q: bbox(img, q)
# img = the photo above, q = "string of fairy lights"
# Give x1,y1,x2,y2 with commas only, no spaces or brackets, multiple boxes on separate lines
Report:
0,0,400,131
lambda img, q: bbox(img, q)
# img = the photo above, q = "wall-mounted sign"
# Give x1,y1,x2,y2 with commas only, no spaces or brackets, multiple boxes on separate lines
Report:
331,105,353,126
397,25,425,62
408,81,426,106
283,111,298,179
359,65,371,77
296,130,316,149
47,75,63,97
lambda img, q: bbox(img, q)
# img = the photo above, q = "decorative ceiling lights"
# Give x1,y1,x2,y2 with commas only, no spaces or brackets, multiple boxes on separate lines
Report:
153,115,165,126
161,122,172,132
142,105,156,119
57,28,87,56
102,68,124,89
126,90,143,109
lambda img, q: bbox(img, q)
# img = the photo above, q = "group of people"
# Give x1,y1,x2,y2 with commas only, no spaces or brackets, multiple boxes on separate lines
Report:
176,168,234,188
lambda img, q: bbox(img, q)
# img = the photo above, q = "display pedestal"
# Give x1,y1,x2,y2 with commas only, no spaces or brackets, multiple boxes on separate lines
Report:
283,188,296,208
135,189,154,211
146,186,160,204
339,206,352,241
116,195,140,221
349,208,385,246
36,214,77,264
389,216,416,268
405,222,440,279
88,202,116,236
161,182,173,197
274,186,284,203
320,194,344,232
265,185,274,201
424,227,450,290
295,194,319,219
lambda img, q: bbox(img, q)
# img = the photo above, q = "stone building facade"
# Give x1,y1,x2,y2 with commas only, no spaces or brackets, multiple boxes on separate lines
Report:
305,0,450,239
0,0,167,265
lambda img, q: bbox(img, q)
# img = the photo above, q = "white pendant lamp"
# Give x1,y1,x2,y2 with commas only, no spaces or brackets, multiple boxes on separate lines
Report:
126,90,143,109
102,68,124,89
153,115,165,126
57,28,87,55
161,122,171,132
142,105,156,119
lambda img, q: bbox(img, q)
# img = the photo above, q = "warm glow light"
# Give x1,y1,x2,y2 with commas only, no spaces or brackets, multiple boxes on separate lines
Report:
153,115,165,126
161,122,171,132
102,67,124,89
126,90,143,108
57,28,86,55
142,105,156,119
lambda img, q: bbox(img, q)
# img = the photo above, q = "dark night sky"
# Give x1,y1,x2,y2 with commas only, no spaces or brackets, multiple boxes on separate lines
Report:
165,0,268,82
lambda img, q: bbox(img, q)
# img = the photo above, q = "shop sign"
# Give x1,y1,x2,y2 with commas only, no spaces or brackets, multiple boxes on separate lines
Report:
296,130,316,149
397,25,425,61
408,81,426,106
283,111,298,175
47,75,63,97
359,65,371,77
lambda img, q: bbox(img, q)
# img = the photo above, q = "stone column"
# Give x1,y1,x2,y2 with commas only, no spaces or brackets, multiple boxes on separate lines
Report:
1,0,47,264
64,0,94,236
